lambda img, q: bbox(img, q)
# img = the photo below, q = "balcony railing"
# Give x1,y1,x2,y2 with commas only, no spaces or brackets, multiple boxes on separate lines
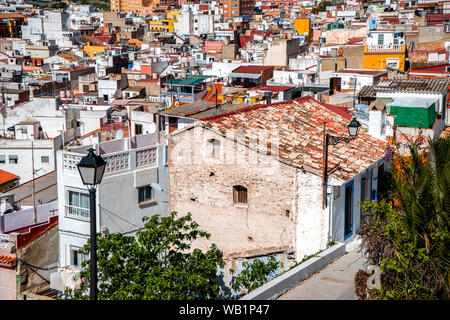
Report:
65,205,90,221
365,44,405,53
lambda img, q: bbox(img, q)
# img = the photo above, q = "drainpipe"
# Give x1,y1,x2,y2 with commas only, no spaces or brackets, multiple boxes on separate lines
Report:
328,184,334,242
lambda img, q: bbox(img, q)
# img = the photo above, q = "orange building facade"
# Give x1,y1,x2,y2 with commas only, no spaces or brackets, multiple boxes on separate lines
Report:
222,0,255,18
110,0,159,15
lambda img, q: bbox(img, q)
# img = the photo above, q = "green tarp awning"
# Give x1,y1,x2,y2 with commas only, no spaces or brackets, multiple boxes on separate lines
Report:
163,75,212,86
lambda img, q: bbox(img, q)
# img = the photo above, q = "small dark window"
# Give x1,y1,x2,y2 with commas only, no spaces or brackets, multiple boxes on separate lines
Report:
135,124,143,135
9,155,18,164
41,156,49,163
138,185,153,204
233,185,247,205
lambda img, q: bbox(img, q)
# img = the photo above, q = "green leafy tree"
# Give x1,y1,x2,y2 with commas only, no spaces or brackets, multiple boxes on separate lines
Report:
358,136,450,300
232,256,283,296
50,1,68,9
71,212,225,300
312,1,333,13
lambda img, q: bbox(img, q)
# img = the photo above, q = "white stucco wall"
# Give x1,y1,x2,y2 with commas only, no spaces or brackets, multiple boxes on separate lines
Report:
330,161,382,243
295,170,329,260
2,98,78,141
0,136,62,184
376,91,446,115
56,139,169,268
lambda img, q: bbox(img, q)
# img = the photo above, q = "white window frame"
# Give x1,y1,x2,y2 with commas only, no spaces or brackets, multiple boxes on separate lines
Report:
137,185,154,206
70,245,88,267
386,58,399,69
65,187,90,221
8,155,18,164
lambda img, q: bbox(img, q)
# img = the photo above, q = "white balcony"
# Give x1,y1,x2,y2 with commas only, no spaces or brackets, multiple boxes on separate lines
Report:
365,44,405,53
65,204,90,221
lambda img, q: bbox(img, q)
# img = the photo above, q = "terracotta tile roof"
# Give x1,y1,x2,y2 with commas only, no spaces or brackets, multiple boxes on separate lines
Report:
57,51,83,62
0,13,25,19
346,37,364,45
410,63,450,74
81,128,101,139
359,78,449,97
201,97,387,182
231,65,274,74
0,255,16,268
0,169,19,185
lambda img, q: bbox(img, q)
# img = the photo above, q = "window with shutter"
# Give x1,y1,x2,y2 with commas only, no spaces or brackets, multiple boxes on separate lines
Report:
233,185,247,205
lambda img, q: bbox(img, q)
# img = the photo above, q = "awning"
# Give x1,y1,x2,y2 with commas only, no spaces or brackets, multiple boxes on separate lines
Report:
229,73,262,79
163,75,213,86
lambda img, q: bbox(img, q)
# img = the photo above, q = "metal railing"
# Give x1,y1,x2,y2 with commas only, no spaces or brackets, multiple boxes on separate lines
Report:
65,205,90,221
365,44,405,52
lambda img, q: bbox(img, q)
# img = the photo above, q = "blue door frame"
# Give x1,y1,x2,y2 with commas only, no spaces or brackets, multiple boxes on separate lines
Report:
344,180,354,240
360,172,367,223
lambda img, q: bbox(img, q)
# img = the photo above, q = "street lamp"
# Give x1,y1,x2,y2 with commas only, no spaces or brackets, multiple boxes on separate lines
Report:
322,117,362,208
77,148,107,300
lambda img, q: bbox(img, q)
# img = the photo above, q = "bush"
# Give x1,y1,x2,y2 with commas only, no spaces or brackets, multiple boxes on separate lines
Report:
232,256,283,296
357,136,450,300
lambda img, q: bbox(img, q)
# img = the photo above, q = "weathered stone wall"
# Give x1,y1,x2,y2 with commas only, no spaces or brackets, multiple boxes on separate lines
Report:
18,225,58,294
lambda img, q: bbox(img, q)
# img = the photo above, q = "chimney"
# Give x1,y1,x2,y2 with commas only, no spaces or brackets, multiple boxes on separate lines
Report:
264,91,272,104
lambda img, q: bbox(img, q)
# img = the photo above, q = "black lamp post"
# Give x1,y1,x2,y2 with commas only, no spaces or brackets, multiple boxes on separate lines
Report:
77,148,107,300
323,117,361,208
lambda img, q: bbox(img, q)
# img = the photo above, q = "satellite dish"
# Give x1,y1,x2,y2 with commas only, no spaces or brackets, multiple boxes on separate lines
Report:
116,129,123,139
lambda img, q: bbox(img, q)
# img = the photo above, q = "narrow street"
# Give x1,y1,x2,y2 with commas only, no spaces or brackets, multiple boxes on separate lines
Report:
277,246,365,300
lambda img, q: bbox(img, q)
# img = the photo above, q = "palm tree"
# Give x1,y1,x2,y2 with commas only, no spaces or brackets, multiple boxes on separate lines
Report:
391,136,450,296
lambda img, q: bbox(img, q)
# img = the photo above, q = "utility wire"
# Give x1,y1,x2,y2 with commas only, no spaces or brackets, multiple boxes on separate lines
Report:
17,257,58,271
98,204,141,229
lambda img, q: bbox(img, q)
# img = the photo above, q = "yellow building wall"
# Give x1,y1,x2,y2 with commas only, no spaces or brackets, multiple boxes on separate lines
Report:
363,45,406,71
83,44,106,58
167,10,180,20
149,14,178,32
363,53,406,71
294,18,310,35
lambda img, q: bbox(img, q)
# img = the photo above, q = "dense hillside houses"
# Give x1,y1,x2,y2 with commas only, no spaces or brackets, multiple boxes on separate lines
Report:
0,0,448,300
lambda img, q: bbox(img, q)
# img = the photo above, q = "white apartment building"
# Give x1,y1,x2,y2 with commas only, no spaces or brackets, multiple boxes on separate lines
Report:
1,97,81,143
56,133,169,268
0,121,63,184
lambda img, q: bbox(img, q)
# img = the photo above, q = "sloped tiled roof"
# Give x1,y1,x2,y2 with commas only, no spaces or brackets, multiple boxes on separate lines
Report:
200,97,387,182
374,78,448,93
231,65,273,74
358,78,449,98
57,51,83,62
0,169,19,185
